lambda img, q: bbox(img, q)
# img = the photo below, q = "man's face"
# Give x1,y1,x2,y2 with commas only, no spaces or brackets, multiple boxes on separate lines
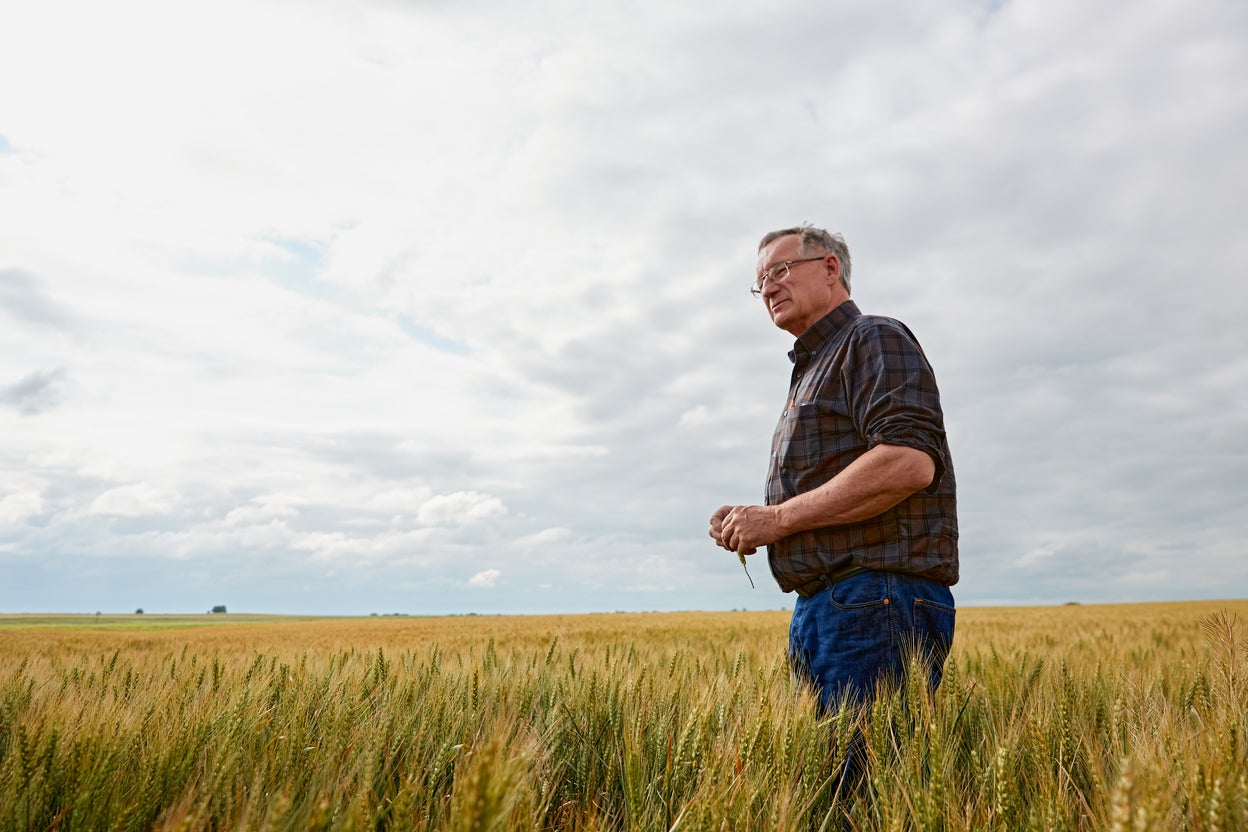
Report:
756,234,839,337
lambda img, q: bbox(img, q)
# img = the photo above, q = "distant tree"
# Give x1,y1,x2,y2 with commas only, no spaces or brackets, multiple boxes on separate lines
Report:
211,605,227,614
135,608,144,615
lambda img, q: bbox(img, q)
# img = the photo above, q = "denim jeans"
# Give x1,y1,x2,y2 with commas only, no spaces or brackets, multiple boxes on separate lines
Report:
789,569,955,713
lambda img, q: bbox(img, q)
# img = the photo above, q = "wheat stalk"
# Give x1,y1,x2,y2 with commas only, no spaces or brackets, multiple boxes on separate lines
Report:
738,551,755,588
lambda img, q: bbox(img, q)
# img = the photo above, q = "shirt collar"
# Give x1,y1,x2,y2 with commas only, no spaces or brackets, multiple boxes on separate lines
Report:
788,300,861,364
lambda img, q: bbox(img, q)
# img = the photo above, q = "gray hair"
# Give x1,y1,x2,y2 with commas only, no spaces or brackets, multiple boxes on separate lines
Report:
758,225,852,295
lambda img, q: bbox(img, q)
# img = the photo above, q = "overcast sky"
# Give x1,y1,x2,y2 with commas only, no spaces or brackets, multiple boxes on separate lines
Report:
1,0,1244,615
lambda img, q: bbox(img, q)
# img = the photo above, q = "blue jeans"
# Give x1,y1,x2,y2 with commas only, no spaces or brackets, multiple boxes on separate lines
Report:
789,570,955,713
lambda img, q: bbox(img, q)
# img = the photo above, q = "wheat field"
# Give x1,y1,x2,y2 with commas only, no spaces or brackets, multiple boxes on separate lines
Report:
1,601,1246,831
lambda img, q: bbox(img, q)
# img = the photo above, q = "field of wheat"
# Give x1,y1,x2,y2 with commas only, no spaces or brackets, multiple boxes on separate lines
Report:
1,600,1246,831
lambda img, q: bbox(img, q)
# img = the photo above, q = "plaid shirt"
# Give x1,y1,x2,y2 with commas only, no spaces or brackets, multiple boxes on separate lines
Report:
764,300,959,591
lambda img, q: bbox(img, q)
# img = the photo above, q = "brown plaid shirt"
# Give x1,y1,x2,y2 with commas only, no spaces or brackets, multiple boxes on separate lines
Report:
764,300,959,591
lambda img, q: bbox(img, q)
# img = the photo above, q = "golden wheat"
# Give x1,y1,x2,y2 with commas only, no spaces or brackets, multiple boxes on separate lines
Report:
1,601,1245,830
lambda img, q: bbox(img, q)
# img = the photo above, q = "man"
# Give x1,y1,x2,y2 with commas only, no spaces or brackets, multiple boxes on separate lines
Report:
709,225,958,714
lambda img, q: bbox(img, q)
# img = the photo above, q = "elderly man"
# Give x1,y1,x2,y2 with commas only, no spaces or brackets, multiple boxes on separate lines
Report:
709,225,958,713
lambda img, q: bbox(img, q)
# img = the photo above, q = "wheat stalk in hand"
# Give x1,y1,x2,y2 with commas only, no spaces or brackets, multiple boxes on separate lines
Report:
738,550,755,588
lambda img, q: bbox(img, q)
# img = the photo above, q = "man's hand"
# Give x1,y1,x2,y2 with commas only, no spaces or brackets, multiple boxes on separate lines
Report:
709,504,783,555
708,505,748,552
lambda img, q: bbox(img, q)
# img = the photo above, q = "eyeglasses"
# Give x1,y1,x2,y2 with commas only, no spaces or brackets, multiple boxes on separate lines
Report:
750,256,826,296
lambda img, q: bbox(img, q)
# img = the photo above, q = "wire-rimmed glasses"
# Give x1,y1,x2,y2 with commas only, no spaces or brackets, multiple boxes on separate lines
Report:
750,256,826,296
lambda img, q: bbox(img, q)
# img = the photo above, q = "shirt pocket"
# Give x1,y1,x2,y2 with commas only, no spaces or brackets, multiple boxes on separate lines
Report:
775,403,823,475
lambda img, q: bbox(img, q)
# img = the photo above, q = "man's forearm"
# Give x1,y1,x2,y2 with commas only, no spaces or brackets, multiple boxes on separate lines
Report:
774,444,935,537
713,444,935,554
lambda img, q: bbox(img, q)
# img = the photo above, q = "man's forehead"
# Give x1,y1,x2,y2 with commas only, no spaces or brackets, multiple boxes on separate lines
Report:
758,234,802,267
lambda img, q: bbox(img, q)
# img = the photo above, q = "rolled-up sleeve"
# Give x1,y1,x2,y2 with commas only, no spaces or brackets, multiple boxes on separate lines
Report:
844,318,949,491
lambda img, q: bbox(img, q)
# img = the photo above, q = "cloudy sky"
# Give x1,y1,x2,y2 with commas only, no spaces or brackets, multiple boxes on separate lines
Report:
1,0,1244,615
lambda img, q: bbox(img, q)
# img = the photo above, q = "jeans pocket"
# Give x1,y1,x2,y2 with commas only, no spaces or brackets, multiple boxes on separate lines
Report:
827,572,889,611
912,597,955,656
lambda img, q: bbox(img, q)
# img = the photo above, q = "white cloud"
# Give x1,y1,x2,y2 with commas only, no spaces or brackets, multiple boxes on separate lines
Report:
468,569,501,588
677,405,712,429
88,483,175,518
1016,544,1057,569
518,527,573,548
0,490,43,524
224,504,298,527
417,492,507,527
368,487,435,515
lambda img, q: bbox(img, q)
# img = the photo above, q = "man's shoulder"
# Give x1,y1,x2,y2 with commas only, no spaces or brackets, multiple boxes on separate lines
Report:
805,304,922,358
845,312,920,345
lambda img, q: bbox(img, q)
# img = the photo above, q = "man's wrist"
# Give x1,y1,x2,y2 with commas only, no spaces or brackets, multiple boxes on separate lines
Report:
772,502,795,540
